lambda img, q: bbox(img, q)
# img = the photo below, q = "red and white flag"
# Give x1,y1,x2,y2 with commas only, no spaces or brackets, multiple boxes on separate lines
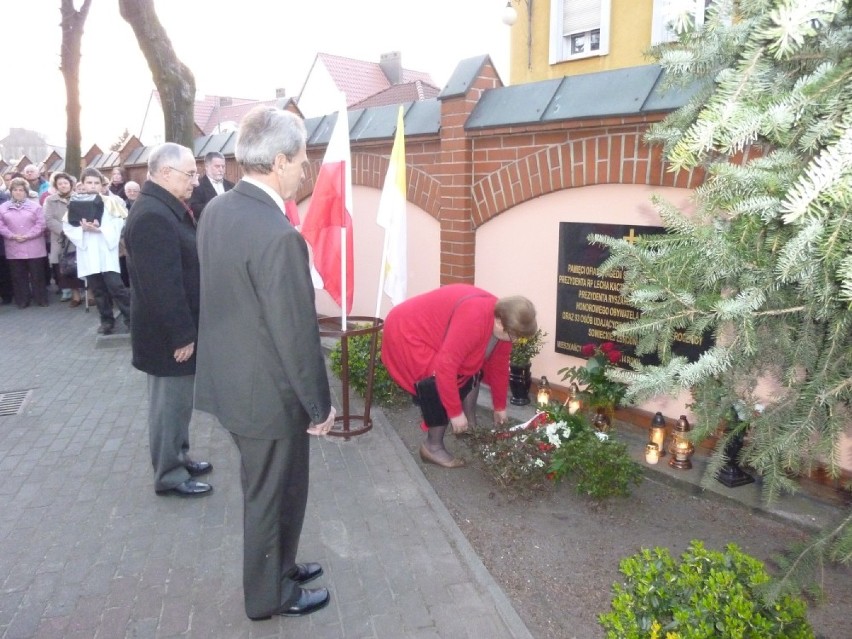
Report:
302,93,354,314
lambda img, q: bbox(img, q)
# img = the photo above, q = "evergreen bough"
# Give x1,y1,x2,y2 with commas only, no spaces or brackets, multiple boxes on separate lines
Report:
597,0,852,596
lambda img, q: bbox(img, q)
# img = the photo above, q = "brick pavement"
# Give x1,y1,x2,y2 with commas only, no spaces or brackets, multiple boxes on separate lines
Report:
0,301,531,639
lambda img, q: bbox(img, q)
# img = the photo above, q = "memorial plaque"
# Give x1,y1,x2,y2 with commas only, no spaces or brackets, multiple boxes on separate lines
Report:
555,222,711,369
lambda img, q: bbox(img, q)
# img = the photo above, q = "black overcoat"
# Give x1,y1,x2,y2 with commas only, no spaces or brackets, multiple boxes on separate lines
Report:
124,180,200,377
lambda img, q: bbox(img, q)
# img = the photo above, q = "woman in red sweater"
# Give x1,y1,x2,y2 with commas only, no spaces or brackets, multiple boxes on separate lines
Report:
381,284,537,468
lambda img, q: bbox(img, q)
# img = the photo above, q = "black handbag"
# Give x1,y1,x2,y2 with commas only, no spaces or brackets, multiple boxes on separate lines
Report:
59,236,77,277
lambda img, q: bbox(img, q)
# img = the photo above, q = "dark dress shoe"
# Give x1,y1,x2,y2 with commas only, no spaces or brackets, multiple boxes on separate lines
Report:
185,460,213,476
291,562,323,584
248,588,331,621
156,479,212,497
279,587,330,617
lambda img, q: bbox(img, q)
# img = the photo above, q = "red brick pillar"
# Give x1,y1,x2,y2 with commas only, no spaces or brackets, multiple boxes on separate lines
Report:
436,62,502,285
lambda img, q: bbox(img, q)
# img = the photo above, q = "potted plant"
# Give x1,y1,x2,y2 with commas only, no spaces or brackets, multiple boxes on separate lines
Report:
558,341,628,429
508,328,547,405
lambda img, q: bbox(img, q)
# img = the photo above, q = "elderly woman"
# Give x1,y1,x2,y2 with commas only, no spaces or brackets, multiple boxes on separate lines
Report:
43,172,81,303
381,284,538,468
0,177,48,308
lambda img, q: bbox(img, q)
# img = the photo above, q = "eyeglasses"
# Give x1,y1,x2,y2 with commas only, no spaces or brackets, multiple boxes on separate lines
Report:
168,166,199,179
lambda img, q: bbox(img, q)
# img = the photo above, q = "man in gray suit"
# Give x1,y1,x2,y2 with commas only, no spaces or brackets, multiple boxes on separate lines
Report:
195,107,336,621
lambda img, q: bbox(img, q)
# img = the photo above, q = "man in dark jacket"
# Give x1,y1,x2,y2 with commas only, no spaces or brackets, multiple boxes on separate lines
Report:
188,151,233,220
124,142,212,498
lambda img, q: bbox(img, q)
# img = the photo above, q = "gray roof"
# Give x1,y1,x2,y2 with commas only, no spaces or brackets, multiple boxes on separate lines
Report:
466,64,701,130
122,61,700,165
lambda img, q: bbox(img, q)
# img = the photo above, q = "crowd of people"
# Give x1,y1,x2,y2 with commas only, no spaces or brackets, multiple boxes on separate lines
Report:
0,164,135,319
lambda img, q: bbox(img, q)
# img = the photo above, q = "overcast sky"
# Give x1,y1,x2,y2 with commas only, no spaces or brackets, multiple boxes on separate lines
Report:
1,0,511,151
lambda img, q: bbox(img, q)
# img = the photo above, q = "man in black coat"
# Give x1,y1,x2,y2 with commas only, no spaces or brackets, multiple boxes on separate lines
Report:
124,142,212,498
195,107,335,620
188,151,234,220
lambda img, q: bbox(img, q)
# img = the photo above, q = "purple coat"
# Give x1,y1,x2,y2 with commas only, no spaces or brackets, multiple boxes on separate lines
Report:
0,199,47,260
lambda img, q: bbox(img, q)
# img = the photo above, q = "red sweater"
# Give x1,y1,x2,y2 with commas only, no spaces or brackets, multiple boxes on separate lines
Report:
381,284,510,418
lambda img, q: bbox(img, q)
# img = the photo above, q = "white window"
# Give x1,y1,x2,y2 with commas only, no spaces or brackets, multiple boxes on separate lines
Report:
651,0,713,45
550,0,611,64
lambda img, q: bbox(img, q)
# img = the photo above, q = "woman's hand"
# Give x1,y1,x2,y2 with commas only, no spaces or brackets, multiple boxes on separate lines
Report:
449,413,469,434
493,410,508,426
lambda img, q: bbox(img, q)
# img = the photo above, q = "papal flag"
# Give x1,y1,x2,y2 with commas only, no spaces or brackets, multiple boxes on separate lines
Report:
376,105,407,306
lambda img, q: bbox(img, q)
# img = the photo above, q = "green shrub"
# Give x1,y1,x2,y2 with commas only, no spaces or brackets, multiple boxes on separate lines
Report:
547,427,643,499
599,541,814,639
329,330,408,408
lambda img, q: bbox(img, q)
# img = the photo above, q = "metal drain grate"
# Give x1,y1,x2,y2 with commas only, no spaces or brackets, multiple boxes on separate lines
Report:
0,390,32,416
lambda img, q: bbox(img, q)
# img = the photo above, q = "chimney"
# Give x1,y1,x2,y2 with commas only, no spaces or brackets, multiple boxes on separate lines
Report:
379,51,402,85
276,87,287,99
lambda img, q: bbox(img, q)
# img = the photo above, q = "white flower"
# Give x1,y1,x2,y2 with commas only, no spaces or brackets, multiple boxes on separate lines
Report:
595,431,609,442
534,458,545,468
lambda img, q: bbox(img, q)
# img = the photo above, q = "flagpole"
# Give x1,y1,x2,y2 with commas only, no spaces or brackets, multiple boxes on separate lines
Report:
374,232,390,318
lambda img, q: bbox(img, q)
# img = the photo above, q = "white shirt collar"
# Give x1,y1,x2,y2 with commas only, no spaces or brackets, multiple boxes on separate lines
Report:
241,176,285,216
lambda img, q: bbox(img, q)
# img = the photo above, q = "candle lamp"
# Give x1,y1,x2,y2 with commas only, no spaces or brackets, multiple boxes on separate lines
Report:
668,414,695,470
645,443,660,465
593,409,611,433
536,376,552,407
565,382,582,415
649,411,667,457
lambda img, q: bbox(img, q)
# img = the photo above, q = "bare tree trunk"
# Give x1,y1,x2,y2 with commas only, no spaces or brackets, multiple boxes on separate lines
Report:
118,0,196,147
60,0,92,180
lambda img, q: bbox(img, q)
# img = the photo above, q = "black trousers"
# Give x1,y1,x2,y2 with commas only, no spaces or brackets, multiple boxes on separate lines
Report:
8,258,47,307
88,271,131,325
0,255,15,303
230,429,310,619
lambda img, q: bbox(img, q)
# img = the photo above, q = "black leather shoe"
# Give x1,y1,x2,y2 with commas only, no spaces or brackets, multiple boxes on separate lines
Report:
185,460,213,477
278,588,330,617
292,562,323,585
156,479,212,497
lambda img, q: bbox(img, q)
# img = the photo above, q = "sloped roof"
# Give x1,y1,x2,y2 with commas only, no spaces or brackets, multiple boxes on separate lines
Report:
466,64,706,129
350,80,440,109
309,52,436,108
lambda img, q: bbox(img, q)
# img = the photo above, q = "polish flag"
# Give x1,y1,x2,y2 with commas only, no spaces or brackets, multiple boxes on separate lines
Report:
302,93,354,314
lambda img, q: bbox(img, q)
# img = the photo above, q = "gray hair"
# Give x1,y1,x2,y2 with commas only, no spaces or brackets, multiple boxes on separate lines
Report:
236,107,306,174
148,142,193,175
204,151,225,164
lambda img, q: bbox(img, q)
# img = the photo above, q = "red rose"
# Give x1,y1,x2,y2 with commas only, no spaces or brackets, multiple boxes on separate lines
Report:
607,350,621,364
600,342,616,353
537,442,554,452
546,472,557,481
581,343,596,357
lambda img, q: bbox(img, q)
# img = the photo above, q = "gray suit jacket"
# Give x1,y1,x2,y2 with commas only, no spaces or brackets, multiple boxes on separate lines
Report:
194,180,331,438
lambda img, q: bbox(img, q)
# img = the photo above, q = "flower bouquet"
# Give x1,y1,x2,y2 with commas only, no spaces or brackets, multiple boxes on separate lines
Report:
466,403,641,498
510,328,547,367
558,341,628,414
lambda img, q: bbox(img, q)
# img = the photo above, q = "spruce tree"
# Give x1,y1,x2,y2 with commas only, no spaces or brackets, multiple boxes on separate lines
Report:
596,0,852,595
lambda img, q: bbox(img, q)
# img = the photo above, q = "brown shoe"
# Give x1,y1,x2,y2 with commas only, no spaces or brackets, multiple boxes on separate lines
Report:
419,444,465,468
69,299,82,308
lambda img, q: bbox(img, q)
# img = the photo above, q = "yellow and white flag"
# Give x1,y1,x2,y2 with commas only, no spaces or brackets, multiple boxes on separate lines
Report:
376,105,407,308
